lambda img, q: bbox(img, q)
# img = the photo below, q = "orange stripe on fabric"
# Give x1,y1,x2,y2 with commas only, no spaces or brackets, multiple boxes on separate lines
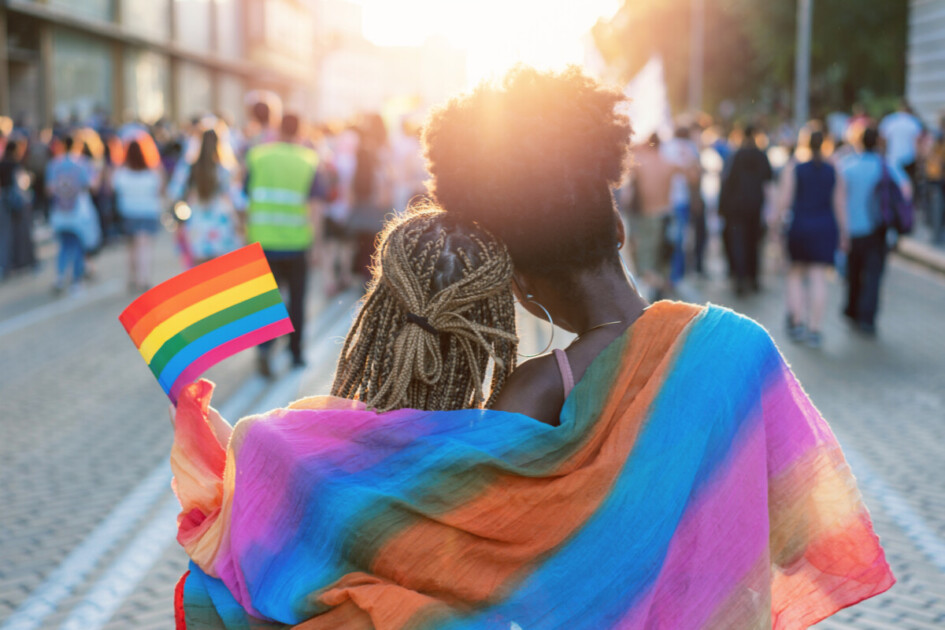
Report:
295,572,450,630
120,243,265,332
127,258,272,346
371,301,705,605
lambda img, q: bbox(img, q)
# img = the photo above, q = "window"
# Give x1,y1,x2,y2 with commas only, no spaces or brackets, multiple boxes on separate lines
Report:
217,74,245,125
122,0,171,42
124,49,169,123
51,29,112,123
215,0,242,58
177,61,214,121
48,0,112,22
174,0,212,53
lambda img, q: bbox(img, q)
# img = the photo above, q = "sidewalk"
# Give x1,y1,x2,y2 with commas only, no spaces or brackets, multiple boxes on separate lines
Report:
896,234,945,274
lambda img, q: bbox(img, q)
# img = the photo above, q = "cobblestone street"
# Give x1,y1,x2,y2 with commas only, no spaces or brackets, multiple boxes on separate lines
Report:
0,236,943,629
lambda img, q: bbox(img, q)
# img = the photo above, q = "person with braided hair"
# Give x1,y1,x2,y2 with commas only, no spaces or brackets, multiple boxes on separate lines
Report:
331,206,518,412
169,67,890,630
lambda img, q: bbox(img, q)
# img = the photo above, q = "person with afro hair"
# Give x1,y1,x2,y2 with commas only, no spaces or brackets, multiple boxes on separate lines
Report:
423,65,650,424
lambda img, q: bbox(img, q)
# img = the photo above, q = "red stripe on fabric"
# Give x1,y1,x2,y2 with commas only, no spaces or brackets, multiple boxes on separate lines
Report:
125,258,272,346
174,570,190,630
168,318,294,403
120,243,265,332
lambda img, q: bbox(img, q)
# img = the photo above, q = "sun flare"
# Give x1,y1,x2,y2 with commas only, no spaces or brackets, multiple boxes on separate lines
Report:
352,0,620,85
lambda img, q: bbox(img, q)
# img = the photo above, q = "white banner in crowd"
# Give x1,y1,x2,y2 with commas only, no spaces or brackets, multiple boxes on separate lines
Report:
620,55,674,142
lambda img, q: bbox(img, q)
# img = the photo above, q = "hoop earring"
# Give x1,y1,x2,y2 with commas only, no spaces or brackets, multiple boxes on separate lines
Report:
518,293,555,358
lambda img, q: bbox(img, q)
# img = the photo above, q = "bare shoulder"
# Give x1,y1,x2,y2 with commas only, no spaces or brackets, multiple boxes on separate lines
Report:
491,354,565,426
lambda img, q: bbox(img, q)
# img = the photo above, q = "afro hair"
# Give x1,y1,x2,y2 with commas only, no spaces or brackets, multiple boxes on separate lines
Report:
422,65,632,276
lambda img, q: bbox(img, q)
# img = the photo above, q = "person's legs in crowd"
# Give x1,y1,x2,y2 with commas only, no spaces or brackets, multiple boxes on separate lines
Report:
630,213,666,300
669,202,688,285
722,221,736,280
692,201,707,276
133,232,153,289
844,235,866,323
855,231,887,334
10,205,36,270
930,180,945,244
258,257,287,377
55,231,85,293
727,221,750,295
285,253,308,366
785,264,807,341
0,207,11,279
806,264,829,347
257,253,309,375
904,160,918,204
56,232,75,291
126,229,139,291
323,219,353,296
71,234,86,290
746,214,762,291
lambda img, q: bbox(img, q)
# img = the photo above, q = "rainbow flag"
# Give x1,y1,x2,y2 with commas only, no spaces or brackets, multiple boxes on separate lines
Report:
169,302,893,629
119,243,293,403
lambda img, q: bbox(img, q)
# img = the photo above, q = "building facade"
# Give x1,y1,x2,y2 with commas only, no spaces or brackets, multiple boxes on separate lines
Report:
907,0,945,126
0,0,315,127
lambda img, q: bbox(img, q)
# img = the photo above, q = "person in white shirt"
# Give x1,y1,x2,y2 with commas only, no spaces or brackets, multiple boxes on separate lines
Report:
113,132,165,291
878,101,923,182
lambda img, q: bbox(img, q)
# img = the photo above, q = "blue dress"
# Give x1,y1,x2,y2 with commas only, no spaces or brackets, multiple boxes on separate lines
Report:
787,160,838,264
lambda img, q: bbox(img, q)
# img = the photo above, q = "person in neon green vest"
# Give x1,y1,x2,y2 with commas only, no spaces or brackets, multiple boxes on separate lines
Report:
243,113,329,376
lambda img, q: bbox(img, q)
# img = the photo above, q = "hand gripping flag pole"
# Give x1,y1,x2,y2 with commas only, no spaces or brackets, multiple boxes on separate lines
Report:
119,243,294,403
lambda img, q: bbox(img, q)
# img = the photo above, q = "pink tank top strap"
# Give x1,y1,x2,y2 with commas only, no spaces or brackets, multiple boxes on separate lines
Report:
552,348,575,399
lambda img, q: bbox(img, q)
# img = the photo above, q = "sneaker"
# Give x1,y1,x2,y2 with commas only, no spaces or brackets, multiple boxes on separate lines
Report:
291,356,307,370
786,316,806,343
804,331,823,349
856,322,877,337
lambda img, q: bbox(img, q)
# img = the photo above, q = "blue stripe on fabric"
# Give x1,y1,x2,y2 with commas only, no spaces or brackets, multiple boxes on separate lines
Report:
157,304,290,391
241,322,632,623
240,408,560,623
241,335,628,624
444,306,779,629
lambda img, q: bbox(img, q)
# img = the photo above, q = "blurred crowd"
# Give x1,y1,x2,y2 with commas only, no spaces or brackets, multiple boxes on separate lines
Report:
0,92,939,359
0,92,427,303
619,99,936,347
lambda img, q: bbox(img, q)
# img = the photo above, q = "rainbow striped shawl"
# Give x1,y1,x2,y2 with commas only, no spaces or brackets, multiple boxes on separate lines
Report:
171,302,893,630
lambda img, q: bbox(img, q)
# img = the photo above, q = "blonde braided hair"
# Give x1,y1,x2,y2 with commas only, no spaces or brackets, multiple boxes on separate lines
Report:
331,208,518,412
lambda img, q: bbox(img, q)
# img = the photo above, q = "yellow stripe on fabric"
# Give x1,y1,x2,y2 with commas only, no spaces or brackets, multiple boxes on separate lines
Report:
138,274,278,363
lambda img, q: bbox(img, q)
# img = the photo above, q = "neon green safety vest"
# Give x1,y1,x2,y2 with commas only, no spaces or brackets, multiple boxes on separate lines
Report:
245,142,319,251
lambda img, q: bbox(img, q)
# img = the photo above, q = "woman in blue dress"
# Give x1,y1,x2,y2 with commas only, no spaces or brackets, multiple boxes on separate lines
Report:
777,125,849,348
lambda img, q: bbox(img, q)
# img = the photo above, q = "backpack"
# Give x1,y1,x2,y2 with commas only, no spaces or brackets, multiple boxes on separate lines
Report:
873,163,914,234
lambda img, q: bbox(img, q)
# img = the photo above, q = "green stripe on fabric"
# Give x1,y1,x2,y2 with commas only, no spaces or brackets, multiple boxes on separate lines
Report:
148,289,284,378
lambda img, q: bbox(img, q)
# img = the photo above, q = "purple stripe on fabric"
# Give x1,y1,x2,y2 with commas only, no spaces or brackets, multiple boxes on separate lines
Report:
763,362,834,477
213,407,443,614
617,416,769,629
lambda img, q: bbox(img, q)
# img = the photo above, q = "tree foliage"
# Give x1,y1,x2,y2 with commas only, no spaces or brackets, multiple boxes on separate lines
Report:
592,0,908,116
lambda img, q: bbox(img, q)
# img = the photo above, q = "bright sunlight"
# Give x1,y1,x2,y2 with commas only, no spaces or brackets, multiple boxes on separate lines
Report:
352,0,621,85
